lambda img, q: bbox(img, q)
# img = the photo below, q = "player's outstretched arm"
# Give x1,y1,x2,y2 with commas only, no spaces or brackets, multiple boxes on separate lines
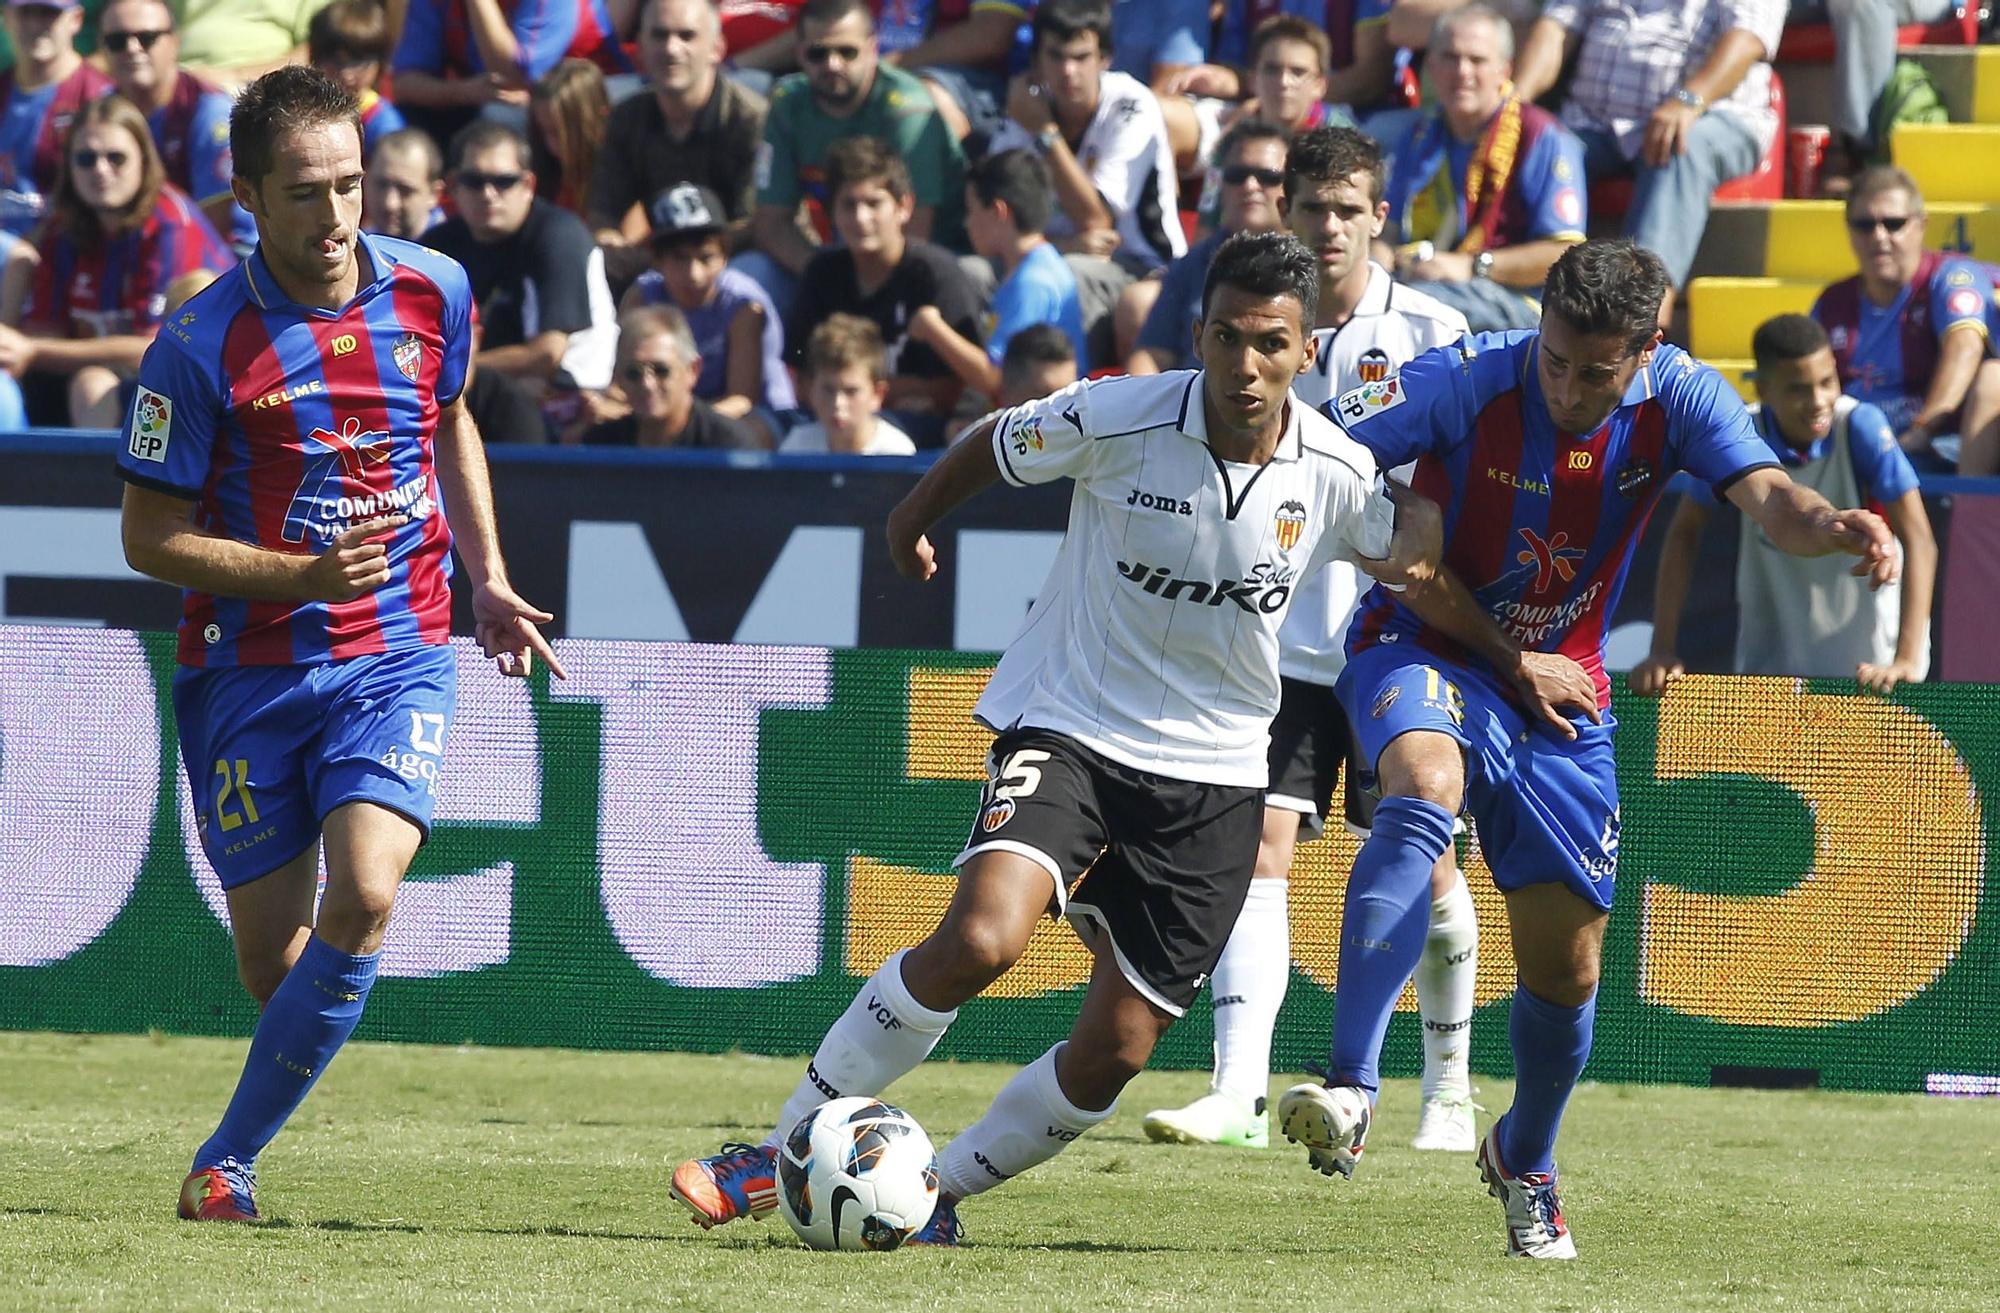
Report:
1723,466,1899,589
1401,566,1602,741
433,386,566,679
1631,495,1710,696
1353,481,1443,590
885,414,1005,581
122,483,405,602
1858,488,1938,694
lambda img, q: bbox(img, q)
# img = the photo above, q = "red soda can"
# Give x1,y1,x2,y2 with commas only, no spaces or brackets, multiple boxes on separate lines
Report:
1788,125,1831,198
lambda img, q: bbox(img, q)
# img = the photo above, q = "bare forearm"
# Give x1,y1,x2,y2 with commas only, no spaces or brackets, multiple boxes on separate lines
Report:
1512,18,1573,104
476,336,563,380
125,517,317,601
917,319,1000,399
22,333,152,374
1401,566,1524,675
394,69,491,108
1324,27,1393,106
1681,29,1766,104
1915,329,1986,431
435,397,509,588
753,207,820,277
1893,515,1938,667
464,0,527,83
1044,141,1112,233
1648,508,1706,655
889,415,1003,534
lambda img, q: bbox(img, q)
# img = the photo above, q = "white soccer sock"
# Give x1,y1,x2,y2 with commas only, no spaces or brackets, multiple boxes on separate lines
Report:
1209,877,1289,1113
763,949,957,1146
1415,872,1477,1102
935,1044,1115,1201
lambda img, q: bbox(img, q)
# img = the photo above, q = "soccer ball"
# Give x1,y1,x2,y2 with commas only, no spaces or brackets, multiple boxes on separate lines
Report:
776,1097,939,1251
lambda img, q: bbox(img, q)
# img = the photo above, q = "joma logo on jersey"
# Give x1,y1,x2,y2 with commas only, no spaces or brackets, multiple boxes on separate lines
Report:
1116,560,1293,612
1126,487,1193,514
1274,499,1307,551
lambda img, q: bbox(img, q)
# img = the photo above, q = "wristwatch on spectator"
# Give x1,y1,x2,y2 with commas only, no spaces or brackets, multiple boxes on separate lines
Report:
1671,87,1707,113
1472,251,1495,280
1036,125,1062,153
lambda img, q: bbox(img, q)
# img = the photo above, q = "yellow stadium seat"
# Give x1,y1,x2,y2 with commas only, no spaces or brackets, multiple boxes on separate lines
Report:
1759,200,1999,281
1704,357,1758,404
1892,124,2000,204
1687,278,1821,361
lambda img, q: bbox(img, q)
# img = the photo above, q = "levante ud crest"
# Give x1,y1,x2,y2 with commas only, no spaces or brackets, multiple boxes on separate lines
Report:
393,333,422,382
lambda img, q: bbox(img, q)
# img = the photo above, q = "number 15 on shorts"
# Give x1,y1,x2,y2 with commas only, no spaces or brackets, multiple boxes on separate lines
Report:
980,747,1049,833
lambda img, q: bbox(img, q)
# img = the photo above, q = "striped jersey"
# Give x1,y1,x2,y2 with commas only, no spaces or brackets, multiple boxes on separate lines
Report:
27,185,234,339
1812,250,1999,435
977,370,1396,787
116,233,473,668
0,63,114,235
1332,332,1774,708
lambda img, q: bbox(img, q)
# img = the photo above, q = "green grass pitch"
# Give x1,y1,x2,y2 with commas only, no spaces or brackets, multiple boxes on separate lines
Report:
2,1031,1994,1312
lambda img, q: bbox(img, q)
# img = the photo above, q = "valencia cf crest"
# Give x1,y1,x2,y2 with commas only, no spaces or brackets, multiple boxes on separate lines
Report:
1274,499,1307,552
981,798,1016,832
1356,348,1391,384
392,333,423,382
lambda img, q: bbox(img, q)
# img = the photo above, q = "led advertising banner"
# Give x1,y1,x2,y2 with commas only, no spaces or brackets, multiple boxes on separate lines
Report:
2,630,1993,1093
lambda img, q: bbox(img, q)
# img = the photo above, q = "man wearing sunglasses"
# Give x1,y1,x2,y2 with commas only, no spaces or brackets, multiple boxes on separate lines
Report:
421,120,617,417
1378,4,1586,333
747,0,967,310
0,0,113,238
98,0,257,256
1811,166,2000,476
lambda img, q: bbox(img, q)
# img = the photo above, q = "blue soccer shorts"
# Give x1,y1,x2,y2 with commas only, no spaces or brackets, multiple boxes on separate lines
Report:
1335,642,1621,910
172,644,458,889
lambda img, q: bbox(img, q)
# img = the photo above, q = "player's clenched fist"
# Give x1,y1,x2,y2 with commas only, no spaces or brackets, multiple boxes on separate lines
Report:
307,515,406,601
886,510,938,582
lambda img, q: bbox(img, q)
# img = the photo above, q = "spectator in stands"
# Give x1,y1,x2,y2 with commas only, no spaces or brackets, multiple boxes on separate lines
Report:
749,0,969,308
1513,0,1785,312
99,0,253,255
1125,117,1289,373
0,94,231,428
787,135,982,445
621,181,795,432
589,0,767,288
991,0,1184,282
1378,4,1587,332
878,0,1031,150
780,313,917,453
423,121,618,397
719,0,807,90
0,0,112,240
393,0,628,147
1229,18,1358,139
364,127,447,240
1635,313,1935,693
309,0,409,160
1812,166,2000,476
998,320,1079,406
176,0,320,85
530,58,611,218
581,303,766,446
1164,1,1397,125
1386,0,1541,51
1825,0,1956,186
906,148,1084,405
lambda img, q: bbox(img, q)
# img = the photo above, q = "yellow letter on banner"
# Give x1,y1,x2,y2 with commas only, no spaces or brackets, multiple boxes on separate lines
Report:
843,665,1094,995
1642,677,1983,1026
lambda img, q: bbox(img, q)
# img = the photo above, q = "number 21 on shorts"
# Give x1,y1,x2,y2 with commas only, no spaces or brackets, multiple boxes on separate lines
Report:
213,757,260,831
980,747,1049,833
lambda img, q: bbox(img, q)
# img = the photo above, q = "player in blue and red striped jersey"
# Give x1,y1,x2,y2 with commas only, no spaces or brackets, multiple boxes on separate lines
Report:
115,66,562,1225
1810,166,2000,476
10,95,233,428
1278,240,1896,1259
0,0,113,238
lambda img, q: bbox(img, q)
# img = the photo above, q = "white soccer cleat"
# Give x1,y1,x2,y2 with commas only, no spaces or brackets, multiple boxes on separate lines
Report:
1277,1083,1371,1179
1411,1092,1479,1152
1141,1091,1269,1148
1477,1129,1578,1259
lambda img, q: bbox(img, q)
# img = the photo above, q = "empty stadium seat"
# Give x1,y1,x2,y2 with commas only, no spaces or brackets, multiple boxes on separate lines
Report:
1686,277,1820,360
1893,123,2000,204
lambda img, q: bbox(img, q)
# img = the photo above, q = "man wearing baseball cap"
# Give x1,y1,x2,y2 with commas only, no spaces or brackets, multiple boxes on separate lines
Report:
621,181,796,440
0,0,113,236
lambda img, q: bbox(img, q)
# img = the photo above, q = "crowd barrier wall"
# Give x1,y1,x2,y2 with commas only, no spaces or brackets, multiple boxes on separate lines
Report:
3,629,1994,1094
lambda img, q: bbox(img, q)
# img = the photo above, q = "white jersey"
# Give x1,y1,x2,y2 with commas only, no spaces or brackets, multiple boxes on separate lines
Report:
989,70,1186,271
1278,264,1467,685
976,371,1395,787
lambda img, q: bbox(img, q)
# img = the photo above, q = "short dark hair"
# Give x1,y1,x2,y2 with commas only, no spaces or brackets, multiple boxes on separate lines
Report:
968,148,1053,234
1282,124,1385,204
1216,116,1289,171
1540,238,1668,356
308,0,391,65
231,66,362,186
1001,323,1076,375
373,126,443,183
1200,229,1319,330
799,0,871,31
449,118,531,174
1845,164,1924,221
1032,0,1112,56
1751,313,1832,374
825,134,912,204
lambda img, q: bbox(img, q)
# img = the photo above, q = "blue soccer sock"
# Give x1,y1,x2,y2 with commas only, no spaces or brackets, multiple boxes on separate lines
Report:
1328,795,1457,1092
193,936,379,1171
1496,984,1597,1176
